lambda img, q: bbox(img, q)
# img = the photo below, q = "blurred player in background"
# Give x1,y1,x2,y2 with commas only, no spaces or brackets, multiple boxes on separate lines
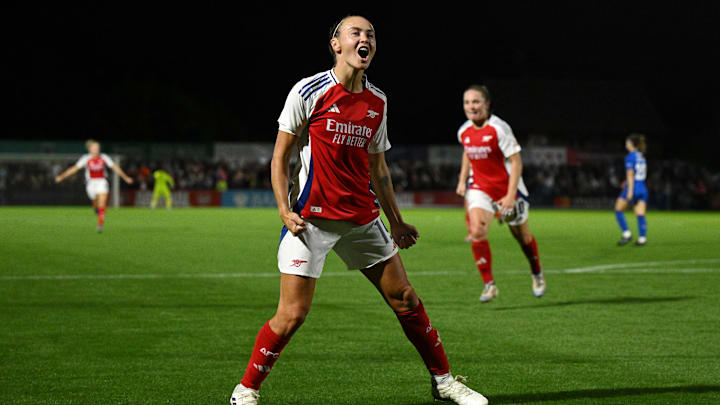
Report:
614,134,648,246
230,16,487,405
55,140,133,232
456,85,545,303
150,168,174,209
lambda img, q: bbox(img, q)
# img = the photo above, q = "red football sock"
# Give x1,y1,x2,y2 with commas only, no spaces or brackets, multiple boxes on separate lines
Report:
471,240,493,283
98,207,106,226
395,300,450,376
521,237,542,275
240,321,291,390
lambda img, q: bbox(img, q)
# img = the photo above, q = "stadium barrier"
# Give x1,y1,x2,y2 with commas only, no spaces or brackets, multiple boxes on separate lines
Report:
123,190,221,207
0,190,89,206
216,191,465,208
397,191,464,207
120,190,468,208
221,190,276,207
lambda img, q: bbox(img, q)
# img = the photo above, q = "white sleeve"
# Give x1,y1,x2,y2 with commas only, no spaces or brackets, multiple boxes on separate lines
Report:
100,154,115,168
75,154,89,169
368,101,391,153
495,121,522,158
457,120,472,144
277,81,309,136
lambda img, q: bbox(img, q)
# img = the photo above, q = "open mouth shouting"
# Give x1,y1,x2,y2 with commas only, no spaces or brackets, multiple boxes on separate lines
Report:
357,45,370,61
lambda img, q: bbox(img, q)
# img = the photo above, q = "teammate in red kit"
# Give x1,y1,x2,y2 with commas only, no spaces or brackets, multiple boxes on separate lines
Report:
455,85,546,303
55,140,133,232
229,16,487,405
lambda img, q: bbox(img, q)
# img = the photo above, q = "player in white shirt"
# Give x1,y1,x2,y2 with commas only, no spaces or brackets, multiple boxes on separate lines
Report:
55,140,133,232
229,16,487,405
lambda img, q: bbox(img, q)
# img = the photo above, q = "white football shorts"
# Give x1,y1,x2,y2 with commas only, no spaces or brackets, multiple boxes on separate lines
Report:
86,179,109,200
278,217,398,279
466,189,530,226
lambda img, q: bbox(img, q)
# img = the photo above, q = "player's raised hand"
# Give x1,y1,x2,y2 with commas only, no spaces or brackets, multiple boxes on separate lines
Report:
455,181,467,197
392,222,419,249
281,211,307,236
123,175,134,185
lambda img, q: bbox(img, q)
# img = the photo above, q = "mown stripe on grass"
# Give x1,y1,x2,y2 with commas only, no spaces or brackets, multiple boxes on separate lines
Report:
1,259,719,281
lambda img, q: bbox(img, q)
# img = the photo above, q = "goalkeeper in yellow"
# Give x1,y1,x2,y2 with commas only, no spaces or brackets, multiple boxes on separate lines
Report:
151,169,174,209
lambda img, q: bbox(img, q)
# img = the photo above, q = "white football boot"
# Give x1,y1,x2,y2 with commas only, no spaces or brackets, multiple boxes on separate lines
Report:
432,375,489,405
531,273,546,298
479,282,498,303
230,384,258,405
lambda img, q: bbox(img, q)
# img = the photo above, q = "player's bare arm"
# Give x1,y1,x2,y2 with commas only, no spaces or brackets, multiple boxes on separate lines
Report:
55,166,79,183
271,131,306,236
368,151,418,249
111,165,134,184
625,168,635,198
498,152,522,214
456,152,470,197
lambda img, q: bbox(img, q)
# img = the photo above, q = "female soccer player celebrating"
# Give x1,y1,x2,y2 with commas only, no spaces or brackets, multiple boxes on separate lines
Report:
230,16,487,405
614,134,648,246
455,85,545,303
55,140,133,232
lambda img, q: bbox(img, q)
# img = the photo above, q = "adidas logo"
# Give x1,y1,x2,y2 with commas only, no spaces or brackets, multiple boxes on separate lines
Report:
329,103,340,113
476,257,487,265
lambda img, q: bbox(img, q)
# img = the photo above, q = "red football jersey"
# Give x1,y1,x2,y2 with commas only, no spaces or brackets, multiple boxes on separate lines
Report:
457,115,527,200
75,154,115,181
278,69,390,225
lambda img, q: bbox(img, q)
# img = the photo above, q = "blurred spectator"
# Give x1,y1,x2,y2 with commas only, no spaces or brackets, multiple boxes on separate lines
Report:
136,163,151,190
2,157,719,210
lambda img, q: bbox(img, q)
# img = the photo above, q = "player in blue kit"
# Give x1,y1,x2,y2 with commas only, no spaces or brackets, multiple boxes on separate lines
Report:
614,134,648,246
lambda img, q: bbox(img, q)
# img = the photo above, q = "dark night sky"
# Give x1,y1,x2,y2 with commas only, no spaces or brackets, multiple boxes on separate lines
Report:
8,2,720,160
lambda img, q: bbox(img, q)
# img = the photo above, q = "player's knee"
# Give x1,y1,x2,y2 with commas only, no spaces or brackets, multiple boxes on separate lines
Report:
276,306,309,336
286,308,308,327
469,223,488,241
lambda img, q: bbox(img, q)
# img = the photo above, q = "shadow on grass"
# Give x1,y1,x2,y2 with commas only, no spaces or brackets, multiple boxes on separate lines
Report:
410,385,720,405
2,301,277,309
492,296,695,311
488,385,720,403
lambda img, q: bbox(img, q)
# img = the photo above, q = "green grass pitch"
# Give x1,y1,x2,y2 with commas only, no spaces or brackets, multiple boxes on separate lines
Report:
1,207,720,404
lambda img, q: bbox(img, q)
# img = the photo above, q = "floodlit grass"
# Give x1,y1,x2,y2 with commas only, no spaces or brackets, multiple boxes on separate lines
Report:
1,207,719,404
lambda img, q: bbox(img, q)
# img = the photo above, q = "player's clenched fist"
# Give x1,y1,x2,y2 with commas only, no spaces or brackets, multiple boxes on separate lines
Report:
281,212,307,236
455,181,467,197
392,222,419,249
